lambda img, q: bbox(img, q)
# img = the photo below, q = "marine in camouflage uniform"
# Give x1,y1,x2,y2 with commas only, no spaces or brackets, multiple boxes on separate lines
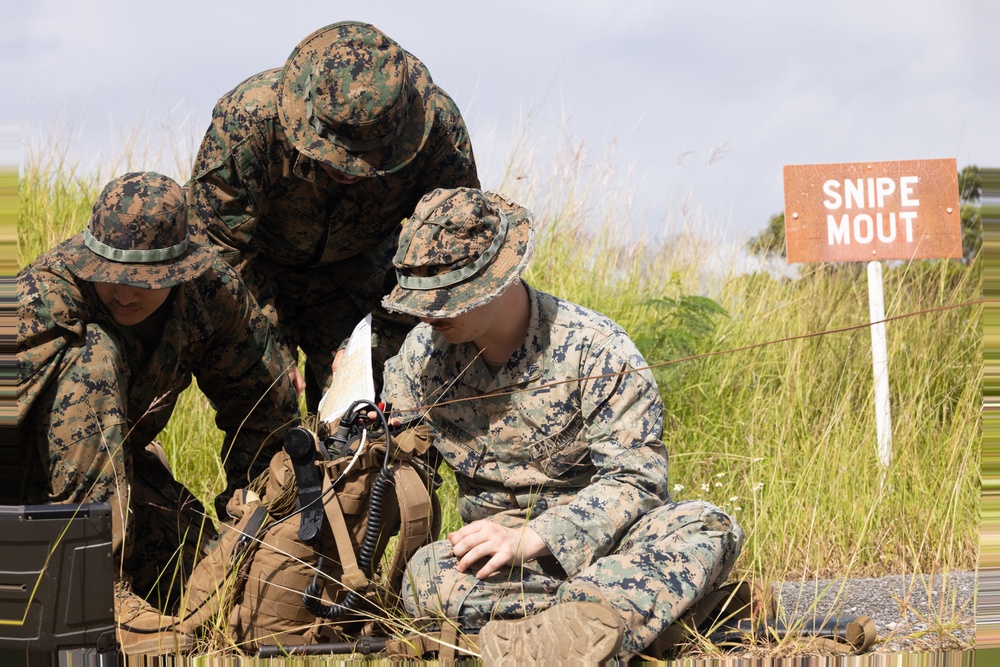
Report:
380,188,744,662
186,21,480,411
17,172,298,614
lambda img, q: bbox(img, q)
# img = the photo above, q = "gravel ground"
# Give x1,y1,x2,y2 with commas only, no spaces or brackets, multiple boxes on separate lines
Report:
770,571,976,653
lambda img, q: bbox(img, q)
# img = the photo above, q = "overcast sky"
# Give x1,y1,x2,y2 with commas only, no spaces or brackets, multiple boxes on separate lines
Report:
6,0,997,242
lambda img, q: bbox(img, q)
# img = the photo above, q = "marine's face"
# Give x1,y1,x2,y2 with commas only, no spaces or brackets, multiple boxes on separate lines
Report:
419,299,501,346
318,162,363,185
94,282,172,326
420,311,480,344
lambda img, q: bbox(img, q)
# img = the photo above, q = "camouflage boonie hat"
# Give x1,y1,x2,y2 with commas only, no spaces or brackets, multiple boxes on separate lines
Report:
63,172,214,289
278,21,433,177
383,188,535,318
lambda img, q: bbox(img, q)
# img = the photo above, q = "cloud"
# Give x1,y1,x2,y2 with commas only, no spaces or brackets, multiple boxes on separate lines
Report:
10,0,997,239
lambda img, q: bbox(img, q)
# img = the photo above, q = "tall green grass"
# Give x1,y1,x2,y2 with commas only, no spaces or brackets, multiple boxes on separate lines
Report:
18,133,979,653
502,159,980,584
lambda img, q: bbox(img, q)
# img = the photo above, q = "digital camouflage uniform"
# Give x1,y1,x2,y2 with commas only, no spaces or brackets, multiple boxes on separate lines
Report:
379,189,744,660
187,22,480,410
17,173,299,609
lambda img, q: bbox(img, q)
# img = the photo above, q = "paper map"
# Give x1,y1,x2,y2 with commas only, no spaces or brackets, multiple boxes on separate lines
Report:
317,314,375,424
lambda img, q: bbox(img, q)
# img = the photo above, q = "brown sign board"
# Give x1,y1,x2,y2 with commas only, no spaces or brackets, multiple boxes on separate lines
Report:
783,158,961,263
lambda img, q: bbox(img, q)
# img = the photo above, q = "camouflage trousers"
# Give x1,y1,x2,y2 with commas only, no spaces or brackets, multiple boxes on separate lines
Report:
401,500,744,658
21,323,218,612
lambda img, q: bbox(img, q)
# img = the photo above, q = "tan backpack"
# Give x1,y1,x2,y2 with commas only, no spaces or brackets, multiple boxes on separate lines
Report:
179,420,439,653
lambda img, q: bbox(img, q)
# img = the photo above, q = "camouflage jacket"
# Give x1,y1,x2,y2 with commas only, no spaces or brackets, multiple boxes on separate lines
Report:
17,240,299,495
382,284,670,578
186,61,479,341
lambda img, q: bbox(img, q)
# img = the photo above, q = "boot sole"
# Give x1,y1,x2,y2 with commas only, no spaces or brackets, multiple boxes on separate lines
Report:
118,629,194,656
479,601,624,666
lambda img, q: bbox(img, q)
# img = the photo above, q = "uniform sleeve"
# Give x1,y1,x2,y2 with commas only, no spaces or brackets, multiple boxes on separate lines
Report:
186,104,274,273
421,86,481,191
191,265,299,513
380,326,431,422
16,257,99,422
527,332,669,577
369,303,419,391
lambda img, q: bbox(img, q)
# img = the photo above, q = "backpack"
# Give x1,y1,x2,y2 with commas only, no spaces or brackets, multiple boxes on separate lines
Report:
179,417,440,653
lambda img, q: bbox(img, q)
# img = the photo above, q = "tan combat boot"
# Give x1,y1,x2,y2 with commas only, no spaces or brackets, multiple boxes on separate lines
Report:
115,579,194,656
478,601,624,666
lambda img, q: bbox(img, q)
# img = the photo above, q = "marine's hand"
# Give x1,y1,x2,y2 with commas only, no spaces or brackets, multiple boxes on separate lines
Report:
331,348,345,375
364,410,402,428
288,366,306,397
448,520,551,579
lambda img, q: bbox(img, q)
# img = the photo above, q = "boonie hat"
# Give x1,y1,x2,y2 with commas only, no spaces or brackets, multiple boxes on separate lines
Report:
63,171,214,289
382,188,535,318
278,21,434,177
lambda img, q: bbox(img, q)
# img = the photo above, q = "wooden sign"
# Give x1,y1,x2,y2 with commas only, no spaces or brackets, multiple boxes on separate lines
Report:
783,158,961,263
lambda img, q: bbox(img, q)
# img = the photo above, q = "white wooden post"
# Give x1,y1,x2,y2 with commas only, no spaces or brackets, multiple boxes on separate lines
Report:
867,261,893,470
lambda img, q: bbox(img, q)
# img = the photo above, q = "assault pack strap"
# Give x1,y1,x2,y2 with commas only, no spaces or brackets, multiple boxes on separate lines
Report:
388,462,438,593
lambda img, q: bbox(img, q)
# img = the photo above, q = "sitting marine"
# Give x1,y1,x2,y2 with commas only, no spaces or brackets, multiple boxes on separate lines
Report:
379,187,745,663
